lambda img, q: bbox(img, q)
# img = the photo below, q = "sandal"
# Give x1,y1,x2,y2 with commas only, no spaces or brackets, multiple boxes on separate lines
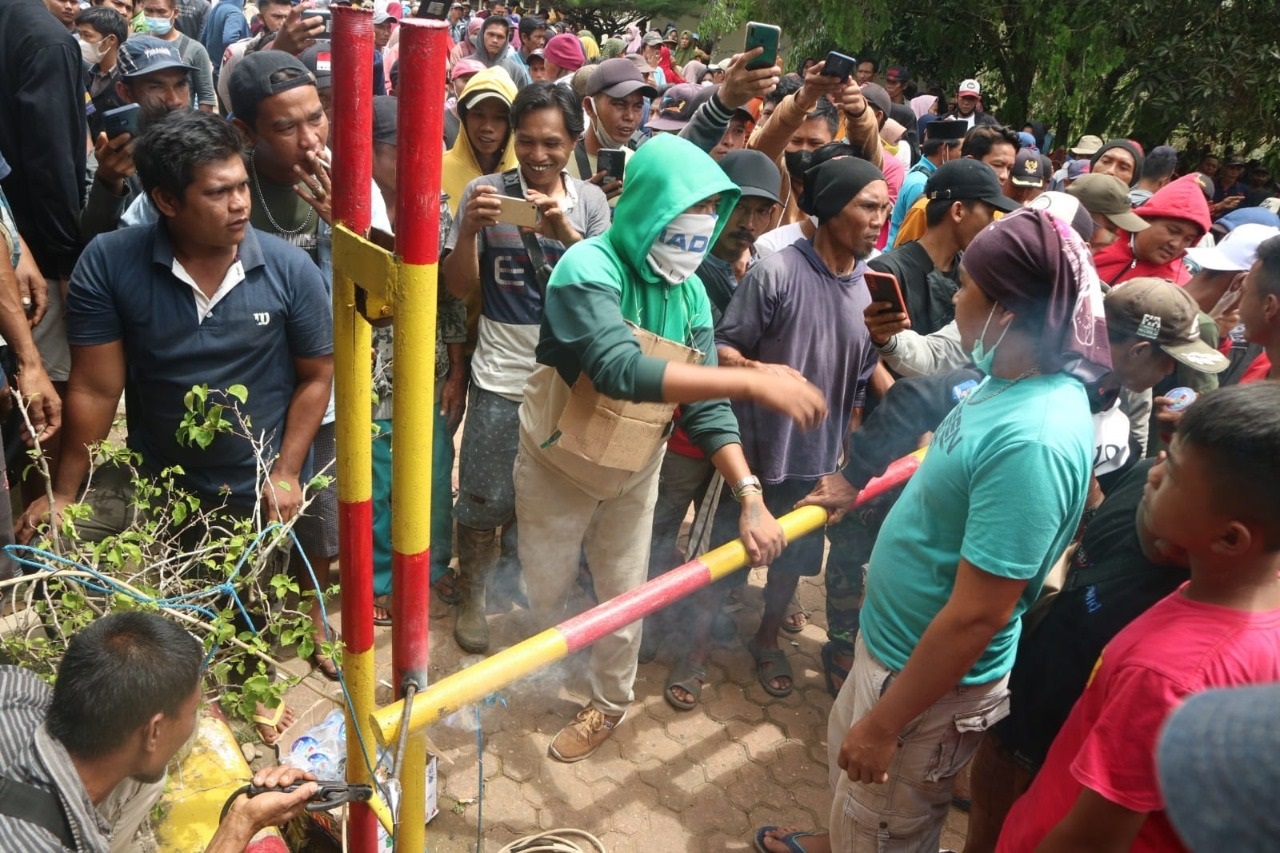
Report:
746,640,794,698
753,825,822,852
252,701,297,747
820,641,852,698
309,623,341,681
664,657,707,711
373,594,393,627
432,569,461,605
781,594,809,633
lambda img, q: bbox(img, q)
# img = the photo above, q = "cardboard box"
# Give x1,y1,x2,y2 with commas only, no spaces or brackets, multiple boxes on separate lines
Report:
556,323,703,471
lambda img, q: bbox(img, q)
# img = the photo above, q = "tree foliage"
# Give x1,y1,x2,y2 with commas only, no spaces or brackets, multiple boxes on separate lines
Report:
559,0,688,41
685,0,1280,156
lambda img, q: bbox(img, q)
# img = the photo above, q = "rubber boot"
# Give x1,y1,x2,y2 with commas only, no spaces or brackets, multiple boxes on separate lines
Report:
455,524,498,654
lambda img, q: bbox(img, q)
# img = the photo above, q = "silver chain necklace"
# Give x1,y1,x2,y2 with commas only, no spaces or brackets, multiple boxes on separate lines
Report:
249,148,314,236
966,367,1041,406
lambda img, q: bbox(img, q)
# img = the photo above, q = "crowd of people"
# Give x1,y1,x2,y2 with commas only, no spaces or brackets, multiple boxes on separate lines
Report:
2,0,1280,849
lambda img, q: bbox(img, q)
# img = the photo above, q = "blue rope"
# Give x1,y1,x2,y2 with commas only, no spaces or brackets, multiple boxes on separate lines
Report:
7,522,400,842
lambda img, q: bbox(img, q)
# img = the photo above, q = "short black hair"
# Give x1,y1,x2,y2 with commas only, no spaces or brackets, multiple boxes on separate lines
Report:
764,73,802,107
804,96,840,137
921,137,961,158
75,6,127,42
859,57,879,71
1254,234,1280,300
258,0,291,9
482,14,510,34
925,196,979,227
1178,383,1280,549
510,80,583,139
1141,145,1179,182
47,611,202,759
134,109,244,200
518,14,545,37
963,124,1020,160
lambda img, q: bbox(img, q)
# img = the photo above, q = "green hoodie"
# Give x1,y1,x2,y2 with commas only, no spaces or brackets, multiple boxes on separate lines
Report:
531,133,742,461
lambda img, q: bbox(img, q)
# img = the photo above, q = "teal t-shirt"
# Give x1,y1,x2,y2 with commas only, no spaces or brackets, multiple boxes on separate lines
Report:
859,371,1093,684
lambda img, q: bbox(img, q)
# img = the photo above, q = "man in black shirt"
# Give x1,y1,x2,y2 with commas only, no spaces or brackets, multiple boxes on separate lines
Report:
869,159,1017,340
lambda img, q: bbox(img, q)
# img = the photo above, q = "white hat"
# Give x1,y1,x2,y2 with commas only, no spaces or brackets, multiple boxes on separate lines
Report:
1184,223,1280,272
957,78,981,98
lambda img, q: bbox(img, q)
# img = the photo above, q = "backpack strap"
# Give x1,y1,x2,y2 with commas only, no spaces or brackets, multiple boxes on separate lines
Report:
0,776,76,850
499,169,553,295
573,140,593,180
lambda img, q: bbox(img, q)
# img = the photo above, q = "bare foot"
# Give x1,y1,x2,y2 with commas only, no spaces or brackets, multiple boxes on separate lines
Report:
253,702,297,746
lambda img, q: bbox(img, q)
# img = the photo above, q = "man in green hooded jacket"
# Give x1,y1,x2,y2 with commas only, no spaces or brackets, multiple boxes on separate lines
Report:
514,134,827,763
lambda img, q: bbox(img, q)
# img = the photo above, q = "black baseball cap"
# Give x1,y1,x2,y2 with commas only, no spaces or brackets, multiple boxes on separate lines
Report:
924,119,967,141
1010,148,1046,188
299,41,333,90
925,159,1021,212
372,95,397,145
118,36,190,79
229,51,317,121
718,149,781,205
587,58,658,100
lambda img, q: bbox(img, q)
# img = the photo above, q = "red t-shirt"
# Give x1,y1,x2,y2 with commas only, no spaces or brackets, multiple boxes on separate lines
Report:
998,586,1280,852
1240,353,1272,384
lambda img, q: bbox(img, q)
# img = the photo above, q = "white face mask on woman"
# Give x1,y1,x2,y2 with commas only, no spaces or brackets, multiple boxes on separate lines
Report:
646,213,718,284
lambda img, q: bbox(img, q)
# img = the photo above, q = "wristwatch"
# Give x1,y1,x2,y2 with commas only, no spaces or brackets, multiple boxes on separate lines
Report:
730,475,763,502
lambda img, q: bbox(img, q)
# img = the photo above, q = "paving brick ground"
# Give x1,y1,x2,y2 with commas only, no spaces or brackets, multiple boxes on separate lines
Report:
281,569,970,852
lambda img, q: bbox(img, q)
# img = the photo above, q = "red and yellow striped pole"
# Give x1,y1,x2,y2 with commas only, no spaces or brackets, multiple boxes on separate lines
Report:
388,18,450,849
330,7,378,850
370,448,927,748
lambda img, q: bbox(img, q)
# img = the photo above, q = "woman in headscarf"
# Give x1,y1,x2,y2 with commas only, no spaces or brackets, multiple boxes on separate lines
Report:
577,30,599,62
681,59,707,86
672,29,697,67
622,23,642,55
770,209,1105,853
910,94,937,121
600,36,625,59
448,16,483,66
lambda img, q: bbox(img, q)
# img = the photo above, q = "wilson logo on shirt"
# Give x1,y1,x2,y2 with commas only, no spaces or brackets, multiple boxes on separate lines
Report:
254,313,271,326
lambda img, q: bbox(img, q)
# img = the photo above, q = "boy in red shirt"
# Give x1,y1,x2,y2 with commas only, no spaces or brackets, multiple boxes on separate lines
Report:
998,382,1280,852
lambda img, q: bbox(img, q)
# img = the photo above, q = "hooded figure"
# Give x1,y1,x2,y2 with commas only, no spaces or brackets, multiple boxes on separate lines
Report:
472,15,531,88
526,133,742,496
441,66,519,215
1093,174,1212,285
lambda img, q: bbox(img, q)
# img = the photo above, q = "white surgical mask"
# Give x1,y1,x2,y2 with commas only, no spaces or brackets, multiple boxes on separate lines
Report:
79,38,108,64
588,98,626,149
144,16,173,35
646,213,717,284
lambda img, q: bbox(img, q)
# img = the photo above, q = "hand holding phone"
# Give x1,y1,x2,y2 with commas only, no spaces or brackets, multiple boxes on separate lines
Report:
103,103,141,139
821,51,856,80
597,148,626,183
301,9,331,39
864,270,907,314
744,22,780,71
495,195,541,228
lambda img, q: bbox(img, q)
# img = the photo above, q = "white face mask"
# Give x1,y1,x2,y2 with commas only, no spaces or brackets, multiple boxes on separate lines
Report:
588,98,626,149
80,37,108,64
646,213,718,284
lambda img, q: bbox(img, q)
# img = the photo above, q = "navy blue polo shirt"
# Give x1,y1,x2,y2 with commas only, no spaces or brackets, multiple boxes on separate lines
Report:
68,222,333,504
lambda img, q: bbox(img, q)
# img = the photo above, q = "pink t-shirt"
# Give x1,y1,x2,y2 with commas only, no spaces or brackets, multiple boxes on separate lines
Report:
998,586,1280,852
877,151,905,250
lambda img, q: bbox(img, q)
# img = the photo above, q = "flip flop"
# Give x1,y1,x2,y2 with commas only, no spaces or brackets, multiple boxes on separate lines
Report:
746,640,794,698
252,701,295,747
664,657,707,711
753,825,821,852
432,569,461,605
781,595,809,633
373,594,393,627
821,641,852,698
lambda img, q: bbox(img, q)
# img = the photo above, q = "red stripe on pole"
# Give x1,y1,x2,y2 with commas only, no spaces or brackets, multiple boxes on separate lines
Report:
395,21,450,265
391,549,431,688
557,560,713,653
338,501,376,655
331,7,374,233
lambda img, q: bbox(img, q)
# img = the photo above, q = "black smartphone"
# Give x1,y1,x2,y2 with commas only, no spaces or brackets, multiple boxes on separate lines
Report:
821,51,856,80
416,0,447,18
744,22,780,71
301,8,331,38
597,148,626,182
864,270,907,315
103,103,141,139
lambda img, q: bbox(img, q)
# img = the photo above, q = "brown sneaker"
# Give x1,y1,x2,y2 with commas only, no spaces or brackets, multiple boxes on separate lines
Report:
548,705,624,763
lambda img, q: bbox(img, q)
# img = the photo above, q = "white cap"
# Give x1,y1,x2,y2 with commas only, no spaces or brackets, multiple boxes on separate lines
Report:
1185,223,1280,272
957,78,981,97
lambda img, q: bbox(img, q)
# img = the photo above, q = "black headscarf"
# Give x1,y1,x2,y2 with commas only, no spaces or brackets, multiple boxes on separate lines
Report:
798,157,885,224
